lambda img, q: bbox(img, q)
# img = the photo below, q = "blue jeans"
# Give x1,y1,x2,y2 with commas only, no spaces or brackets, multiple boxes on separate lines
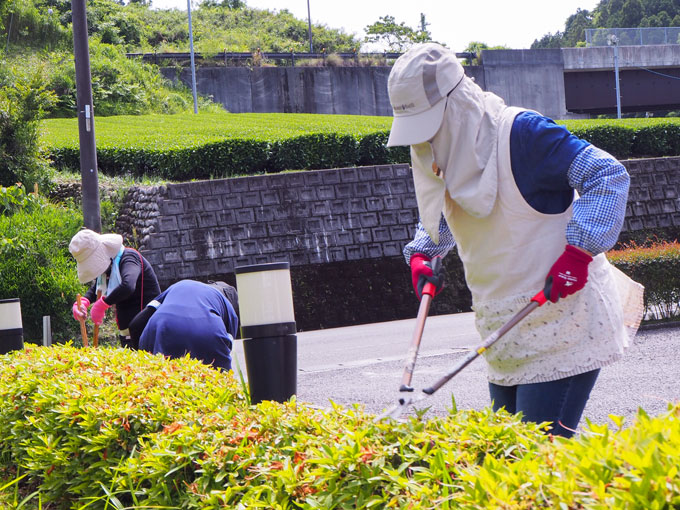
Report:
488,369,600,438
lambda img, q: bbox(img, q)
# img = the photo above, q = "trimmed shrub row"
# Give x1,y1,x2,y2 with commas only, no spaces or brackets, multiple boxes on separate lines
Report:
564,118,680,160
609,240,680,321
0,344,679,509
48,132,409,179
42,114,680,180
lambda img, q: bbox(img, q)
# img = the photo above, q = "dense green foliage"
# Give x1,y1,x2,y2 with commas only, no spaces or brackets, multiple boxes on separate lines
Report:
1,46,217,120
46,40,219,117
0,344,679,508
0,185,84,343
533,0,680,48
0,68,55,189
0,0,361,121
609,240,680,320
2,0,360,55
38,114,680,179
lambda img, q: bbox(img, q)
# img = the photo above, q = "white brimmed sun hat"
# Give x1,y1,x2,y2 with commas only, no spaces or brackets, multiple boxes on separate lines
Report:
386,43,465,147
69,229,123,283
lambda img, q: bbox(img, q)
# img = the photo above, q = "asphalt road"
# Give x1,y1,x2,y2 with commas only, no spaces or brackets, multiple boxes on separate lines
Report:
232,312,679,432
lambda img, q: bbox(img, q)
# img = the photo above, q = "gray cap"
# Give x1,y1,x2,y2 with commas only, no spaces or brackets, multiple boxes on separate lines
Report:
387,43,464,147
208,280,239,313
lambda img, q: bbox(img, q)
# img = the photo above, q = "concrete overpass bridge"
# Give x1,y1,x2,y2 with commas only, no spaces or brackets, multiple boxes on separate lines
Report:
475,45,680,118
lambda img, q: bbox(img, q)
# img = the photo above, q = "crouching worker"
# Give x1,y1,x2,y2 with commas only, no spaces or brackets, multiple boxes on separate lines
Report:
128,280,239,371
69,229,161,348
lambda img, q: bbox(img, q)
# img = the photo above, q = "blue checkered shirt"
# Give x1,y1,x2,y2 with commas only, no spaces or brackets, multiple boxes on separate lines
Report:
403,117,630,263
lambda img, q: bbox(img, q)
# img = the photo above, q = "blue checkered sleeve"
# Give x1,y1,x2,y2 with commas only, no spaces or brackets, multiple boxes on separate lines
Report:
566,145,630,255
402,215,456,264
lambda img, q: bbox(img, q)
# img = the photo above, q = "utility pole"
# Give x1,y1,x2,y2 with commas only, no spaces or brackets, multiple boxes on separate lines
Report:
187,0,198,114
71,0,101,232
609,34,622,119
306,0,313,53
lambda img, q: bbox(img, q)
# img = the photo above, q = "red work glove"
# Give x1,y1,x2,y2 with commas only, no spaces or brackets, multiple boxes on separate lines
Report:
72,297,90,321
544,245,593,303
410,253,445,300
90,296,111,325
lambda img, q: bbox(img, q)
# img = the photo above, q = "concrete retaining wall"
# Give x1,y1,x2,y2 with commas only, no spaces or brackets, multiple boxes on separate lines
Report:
164,46,680,120
161,66,394,116
117,156,680,289
168,54,560,116
623,157,680,231
111,157,679,329
121,164,418,286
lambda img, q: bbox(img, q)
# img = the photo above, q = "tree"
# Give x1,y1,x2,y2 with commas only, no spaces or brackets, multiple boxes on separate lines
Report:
645,0,678,18
463,41,509,65
533,0,680,47
531,31,564,49
0,71,56,189
363,14,433,52
419,12,429,34
199,0,244,8
621,0,644,27
604,0,626,27
563,8,593,46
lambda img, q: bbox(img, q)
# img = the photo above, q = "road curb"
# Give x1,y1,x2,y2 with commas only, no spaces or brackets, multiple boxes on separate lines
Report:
639,320,680,331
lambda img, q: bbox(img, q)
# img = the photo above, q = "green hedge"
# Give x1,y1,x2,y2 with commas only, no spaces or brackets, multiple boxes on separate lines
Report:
50,113,680,180
563,118,680,161
0,344,679,509
609,241,680,322
41,113,408,178
48,131,410,179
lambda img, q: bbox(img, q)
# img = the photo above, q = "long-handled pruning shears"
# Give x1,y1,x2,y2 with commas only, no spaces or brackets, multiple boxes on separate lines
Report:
92,274,107,348
399,256,443,393
377,289,549,421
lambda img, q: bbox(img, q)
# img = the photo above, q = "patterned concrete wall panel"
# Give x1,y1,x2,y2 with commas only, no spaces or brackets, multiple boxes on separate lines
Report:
117,158,680,289
622,157,680,231
130,164,419,285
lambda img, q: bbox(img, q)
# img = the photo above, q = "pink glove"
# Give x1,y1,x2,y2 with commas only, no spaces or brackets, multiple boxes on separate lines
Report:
90,297,111,325
410,253,445,300
72,297,90,321
544,245,593,303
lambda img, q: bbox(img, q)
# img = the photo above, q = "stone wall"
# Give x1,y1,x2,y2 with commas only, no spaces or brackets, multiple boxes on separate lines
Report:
623,157,680,232
112,157,680,330
126,164,418,283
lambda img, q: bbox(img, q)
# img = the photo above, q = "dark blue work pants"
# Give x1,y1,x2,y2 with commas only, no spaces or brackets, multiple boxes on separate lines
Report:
488,369,600,438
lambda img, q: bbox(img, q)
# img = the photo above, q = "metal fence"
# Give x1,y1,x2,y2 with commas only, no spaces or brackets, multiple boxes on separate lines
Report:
586,27,680,46
125,50,475,66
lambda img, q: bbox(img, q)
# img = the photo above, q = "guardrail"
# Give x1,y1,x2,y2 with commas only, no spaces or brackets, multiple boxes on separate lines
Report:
126,50,476,66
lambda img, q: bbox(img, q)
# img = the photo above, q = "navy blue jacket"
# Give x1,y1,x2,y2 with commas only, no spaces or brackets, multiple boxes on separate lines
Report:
138,280,239,370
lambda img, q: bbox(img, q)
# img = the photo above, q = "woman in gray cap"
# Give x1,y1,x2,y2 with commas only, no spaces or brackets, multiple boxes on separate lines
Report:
69,229,161,348
387,43,643,437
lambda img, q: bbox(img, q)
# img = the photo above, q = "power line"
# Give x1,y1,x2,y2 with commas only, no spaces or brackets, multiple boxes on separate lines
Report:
632,65,680,81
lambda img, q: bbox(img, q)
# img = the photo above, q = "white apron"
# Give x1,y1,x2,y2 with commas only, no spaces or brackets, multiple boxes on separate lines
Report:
439,107,644,385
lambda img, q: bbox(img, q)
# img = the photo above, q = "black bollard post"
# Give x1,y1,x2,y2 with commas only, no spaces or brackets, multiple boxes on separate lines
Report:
235,262,297,404
0,298,24,355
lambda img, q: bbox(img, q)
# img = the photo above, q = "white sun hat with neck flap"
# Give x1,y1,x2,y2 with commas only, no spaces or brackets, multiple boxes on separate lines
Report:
386,43,465,147
69,229,123,284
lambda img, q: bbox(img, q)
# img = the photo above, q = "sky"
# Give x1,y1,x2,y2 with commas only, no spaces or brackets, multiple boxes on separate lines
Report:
150,0,601,51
